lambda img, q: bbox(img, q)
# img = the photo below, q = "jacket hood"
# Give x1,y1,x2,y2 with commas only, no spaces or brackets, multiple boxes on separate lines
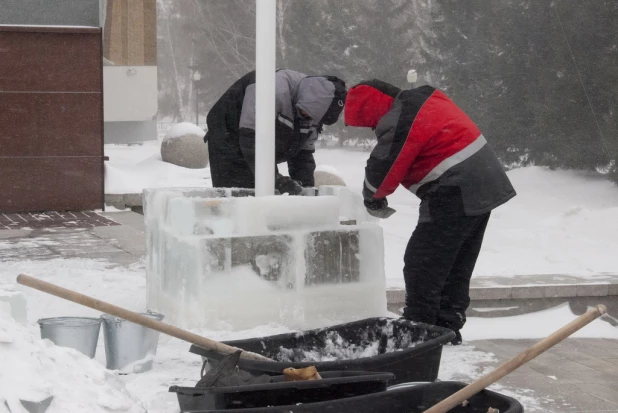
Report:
344,80,401,129
296,76,346,125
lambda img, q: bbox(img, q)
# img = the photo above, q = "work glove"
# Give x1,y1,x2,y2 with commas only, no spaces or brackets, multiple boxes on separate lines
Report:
275,175,304,196
364,198,397,219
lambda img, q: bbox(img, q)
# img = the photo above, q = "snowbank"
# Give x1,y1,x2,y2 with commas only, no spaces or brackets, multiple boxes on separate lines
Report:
0,315,145,413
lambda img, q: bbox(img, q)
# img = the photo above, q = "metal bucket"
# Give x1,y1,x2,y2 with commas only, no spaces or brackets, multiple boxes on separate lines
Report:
38,317,102,358
101,311,164,373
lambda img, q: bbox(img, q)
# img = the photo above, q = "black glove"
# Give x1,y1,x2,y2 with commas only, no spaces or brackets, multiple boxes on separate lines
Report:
364,198,397,219
275,175,303,196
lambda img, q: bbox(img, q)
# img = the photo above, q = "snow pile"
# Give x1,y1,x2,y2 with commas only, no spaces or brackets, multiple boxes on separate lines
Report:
164,122,205,140
276,321,421,362
0,314,145,413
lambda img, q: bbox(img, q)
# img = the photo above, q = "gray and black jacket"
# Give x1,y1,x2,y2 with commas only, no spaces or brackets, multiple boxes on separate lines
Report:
205,69,346,186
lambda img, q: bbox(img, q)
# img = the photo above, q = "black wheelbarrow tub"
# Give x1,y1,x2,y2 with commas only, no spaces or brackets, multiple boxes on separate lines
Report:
182,381,524,413
170,371,395,412
190,317,455,385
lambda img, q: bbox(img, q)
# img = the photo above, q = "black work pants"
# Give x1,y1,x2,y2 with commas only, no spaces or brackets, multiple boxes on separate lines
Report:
402,212,490,331
208,131,255,189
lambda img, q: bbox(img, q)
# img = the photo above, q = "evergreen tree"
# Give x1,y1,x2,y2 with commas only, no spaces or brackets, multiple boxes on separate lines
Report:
154,0,618,182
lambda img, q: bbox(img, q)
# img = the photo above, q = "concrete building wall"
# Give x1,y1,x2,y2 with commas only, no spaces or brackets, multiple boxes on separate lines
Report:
2,0,160,144
104,66,158,122
104,121,157,145
103,0,157,66
0,0,101,27
102,0,158,143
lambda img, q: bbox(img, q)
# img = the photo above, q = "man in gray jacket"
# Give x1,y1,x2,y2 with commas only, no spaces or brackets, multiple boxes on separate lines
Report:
205,69,346,194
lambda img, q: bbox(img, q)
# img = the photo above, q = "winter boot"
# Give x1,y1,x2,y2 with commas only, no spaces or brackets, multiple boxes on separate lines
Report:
450,330,463,346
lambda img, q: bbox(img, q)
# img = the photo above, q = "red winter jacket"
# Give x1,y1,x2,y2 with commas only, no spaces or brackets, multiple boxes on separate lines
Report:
345,80,515,220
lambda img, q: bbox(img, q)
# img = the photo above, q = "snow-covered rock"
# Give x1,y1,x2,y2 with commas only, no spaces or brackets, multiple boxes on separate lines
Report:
315,165,346,187
0,314,145,413
161,122,209,169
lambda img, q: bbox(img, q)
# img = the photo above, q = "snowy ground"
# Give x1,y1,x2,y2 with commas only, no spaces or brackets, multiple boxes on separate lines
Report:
0,256,618,413
2,248,617,411
105,143,618,288
6,140,611,412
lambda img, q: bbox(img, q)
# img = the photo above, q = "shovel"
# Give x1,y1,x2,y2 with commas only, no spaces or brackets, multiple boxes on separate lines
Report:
423,304,608,413
16,274,273,362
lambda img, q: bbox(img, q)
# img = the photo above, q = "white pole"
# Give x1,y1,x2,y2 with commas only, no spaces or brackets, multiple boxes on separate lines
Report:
255,0,277,197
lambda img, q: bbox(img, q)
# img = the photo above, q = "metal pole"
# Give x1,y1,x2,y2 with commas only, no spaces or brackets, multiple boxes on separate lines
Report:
195,80,199,124
254,0,276,197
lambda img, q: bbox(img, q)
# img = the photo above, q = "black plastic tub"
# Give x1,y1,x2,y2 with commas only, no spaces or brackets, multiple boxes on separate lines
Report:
170,371,394,412
183,381,524,413
190,317,455,385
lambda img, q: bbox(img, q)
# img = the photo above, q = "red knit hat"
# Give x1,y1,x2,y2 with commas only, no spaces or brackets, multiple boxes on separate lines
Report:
344,81,400,129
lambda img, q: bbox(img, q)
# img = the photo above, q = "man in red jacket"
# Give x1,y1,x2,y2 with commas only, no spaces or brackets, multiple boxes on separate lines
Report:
344,80,516,344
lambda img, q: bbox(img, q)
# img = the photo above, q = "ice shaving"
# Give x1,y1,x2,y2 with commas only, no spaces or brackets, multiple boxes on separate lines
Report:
275,319,424,362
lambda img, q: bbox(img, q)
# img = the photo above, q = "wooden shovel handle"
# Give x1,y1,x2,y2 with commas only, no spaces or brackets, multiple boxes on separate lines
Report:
17,274,273,362
424,304,608,413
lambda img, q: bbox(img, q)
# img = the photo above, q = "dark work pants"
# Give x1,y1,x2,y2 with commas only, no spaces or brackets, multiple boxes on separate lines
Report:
208,131,255,189
402,212,490,331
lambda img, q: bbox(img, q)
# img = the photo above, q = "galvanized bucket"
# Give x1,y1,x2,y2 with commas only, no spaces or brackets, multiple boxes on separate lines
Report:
38,317,102,358
100,311,164,373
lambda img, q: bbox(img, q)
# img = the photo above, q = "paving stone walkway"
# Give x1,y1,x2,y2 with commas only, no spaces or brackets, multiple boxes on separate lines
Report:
473,338,618,412
0,211,119,230
0,211,145,266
